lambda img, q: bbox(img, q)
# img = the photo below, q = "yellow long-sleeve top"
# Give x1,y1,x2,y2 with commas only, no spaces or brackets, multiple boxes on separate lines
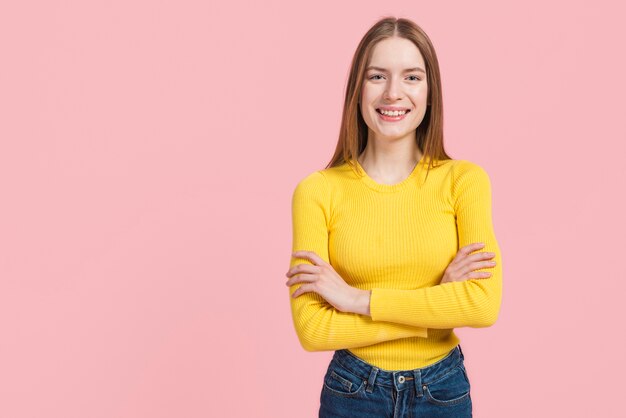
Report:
288,156,503,370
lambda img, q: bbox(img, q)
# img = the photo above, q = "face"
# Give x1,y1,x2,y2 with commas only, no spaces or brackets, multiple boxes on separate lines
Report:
360,37,429,143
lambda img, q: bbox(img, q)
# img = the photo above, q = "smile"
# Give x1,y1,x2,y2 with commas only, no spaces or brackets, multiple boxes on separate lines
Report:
376,108,410,121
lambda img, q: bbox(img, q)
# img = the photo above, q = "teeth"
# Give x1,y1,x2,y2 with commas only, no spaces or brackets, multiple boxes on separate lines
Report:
378,109,407,116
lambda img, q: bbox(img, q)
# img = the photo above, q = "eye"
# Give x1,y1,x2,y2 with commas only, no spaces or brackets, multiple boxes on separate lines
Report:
368,74,422,81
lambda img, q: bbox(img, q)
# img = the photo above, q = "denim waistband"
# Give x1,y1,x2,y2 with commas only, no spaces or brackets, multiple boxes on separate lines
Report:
331,345,465,393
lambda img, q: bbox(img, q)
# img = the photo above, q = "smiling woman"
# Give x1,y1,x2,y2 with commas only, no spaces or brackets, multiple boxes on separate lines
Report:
360,36,429,139
286,16,502,418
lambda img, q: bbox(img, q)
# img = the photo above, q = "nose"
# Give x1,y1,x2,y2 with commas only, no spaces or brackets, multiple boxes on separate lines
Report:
383,76,402,101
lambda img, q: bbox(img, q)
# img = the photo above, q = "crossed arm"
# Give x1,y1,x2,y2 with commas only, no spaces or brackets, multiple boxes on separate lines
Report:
287,162,502,351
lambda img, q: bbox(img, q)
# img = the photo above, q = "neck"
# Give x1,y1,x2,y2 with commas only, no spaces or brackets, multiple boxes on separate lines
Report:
358,138,423,174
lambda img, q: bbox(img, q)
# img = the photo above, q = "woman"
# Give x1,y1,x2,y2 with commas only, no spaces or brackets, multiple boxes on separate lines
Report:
285,16,502,417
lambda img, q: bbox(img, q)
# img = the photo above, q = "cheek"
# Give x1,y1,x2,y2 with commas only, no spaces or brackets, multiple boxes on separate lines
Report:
420,85,429,102
411,84,428,100
360,87,374,104
361,81,386,99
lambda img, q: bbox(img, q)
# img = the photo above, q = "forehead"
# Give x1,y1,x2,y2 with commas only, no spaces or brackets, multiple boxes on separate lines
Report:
367,37,425,70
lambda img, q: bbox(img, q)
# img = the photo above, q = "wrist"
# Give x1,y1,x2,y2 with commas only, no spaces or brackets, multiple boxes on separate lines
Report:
352,289,372,316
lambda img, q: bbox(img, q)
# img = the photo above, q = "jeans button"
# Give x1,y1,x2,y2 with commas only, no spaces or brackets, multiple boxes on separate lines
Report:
398,376,405,383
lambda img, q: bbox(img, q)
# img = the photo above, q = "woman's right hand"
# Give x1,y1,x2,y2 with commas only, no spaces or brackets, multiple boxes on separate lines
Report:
440,242,497,284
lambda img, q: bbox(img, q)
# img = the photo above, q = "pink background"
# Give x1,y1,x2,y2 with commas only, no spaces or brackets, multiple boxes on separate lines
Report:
1,1,625,417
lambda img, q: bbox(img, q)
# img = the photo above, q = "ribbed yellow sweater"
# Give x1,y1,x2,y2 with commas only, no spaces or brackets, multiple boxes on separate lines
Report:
288,156,503,370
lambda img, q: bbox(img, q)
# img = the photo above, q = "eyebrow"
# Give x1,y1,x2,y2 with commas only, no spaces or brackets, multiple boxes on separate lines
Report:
366,66,426,74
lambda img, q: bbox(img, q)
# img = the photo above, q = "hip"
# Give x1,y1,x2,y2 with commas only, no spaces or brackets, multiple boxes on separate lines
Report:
319,344,472,417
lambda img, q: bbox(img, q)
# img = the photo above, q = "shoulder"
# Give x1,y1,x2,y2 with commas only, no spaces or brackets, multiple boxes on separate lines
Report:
293,161,354,192
292,170,330,202
449,159,493,203
450,159,489,175
293,170,328,190
450,159,491,184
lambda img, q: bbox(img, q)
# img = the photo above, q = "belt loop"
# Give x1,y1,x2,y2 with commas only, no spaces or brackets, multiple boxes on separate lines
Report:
413,369,423,397
366,367,378,393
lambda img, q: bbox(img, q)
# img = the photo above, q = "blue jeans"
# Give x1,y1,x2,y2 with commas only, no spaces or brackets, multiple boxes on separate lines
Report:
319,345,472,417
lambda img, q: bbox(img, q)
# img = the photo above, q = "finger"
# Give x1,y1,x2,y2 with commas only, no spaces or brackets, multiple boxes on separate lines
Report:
291,283,313,298
468,251,496,262
455,252,491,272
286,273,317,287
286,263,319,278
455,242,485,259
292,250,329,267
470,260,497,271
467,271,492,280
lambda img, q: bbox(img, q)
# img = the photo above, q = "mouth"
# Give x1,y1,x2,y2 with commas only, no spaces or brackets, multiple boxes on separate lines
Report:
376,108,411,121
376,108,411,116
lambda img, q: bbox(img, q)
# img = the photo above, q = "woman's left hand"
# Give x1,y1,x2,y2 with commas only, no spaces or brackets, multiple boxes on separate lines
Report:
285,250,367,314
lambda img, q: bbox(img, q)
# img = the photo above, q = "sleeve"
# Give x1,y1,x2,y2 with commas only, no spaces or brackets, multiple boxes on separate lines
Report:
288,171,428,352
368,161,503,329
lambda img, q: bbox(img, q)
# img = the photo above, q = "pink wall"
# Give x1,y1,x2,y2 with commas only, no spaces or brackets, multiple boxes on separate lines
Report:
1,1,624,417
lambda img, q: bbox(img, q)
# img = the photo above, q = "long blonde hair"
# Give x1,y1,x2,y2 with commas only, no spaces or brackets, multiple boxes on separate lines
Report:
326,16,453,179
